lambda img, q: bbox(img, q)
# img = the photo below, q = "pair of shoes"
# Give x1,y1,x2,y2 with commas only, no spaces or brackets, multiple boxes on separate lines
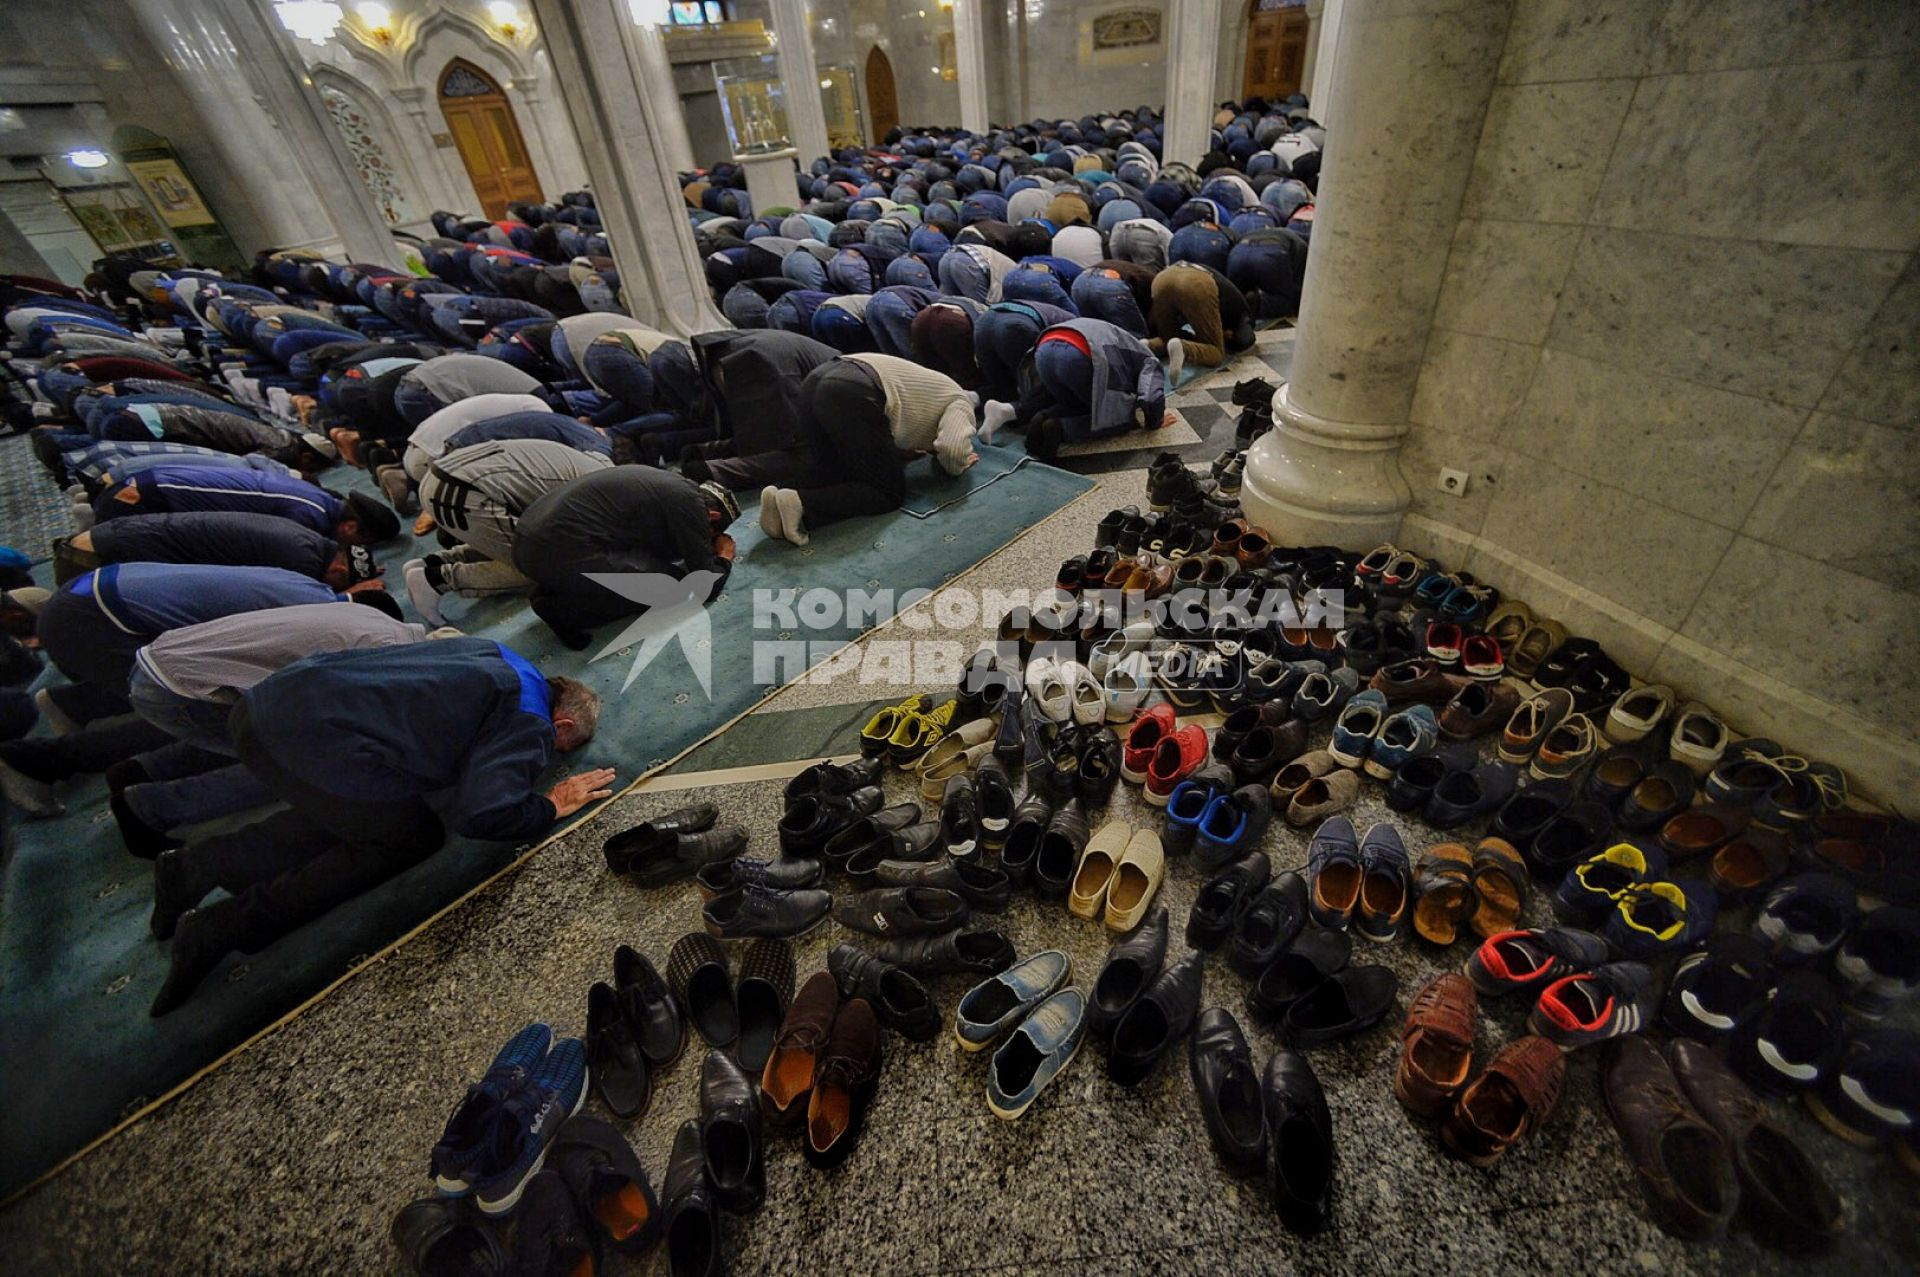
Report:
1184,780,1273,871
430,1024,590,1214
870,693,960,767
1437,680,1523,740
955,950,1085,1118
1026,655,1107,726
1103,934,1205,1086
586,945,689,1118
701,876,831,941
1031,720,1124,809
916,716,998,801
822,801,931,877
871,852,1012,912
758,971,883,1168
668,932,771,1053
780,786,887,859
695,851,827,899
1463,927,1653,1047
829,943,941,1040
1408,837,1528,945
602,803,734,882
1065,820,1165,930
1268,752,1359,827
1143,720,1209,805
1190,1010,1335,1231
1437,1029,1567,1167
1554,843,1719,957
864,925,1018,980
757,485,809,545
1385,743,1518,829
1306,816,1410,942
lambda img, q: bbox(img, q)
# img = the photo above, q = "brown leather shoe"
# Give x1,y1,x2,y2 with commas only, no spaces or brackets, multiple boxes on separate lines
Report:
803,997,883,1169
1668,1039,1844,1252
1600,1035,1737,1239
1441,1034,1565,1166
1236,526,1272,569
1658,802,1750,860
1368,658,1463,706
1396,974,1477,1118
1210,519,1248,558
1438,680,1521,740
760,970,839,1127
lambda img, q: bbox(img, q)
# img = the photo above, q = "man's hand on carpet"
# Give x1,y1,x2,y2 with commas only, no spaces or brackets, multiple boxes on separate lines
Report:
549,768,617,818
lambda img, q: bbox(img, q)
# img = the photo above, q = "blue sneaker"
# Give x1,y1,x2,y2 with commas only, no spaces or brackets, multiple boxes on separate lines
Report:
430,1022,553,1194
987,988,1088,1120
955,949,1071,1051
1306,815,1363,930
1363,704,1439,781
1602,880,1717,959
472,1036,589,1215
1353,822,1411,942
1163,762,1233,857
1193,784,1273,872
1328,689,1389,768
1752,872,1859,967
1551,842,1668,927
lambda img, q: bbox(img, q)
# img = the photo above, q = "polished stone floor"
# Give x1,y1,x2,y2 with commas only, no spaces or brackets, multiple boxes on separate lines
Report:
0,340,1910,1273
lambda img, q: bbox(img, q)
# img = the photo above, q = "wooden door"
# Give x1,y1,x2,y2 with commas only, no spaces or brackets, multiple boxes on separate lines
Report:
438,60,543,219
1243,1,1310,101
864,45,899,144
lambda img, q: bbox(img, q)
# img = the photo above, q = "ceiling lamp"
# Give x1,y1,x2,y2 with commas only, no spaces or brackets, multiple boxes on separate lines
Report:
487,1,526,36
66,149,112,169
626,0,672,26
275,1,346,46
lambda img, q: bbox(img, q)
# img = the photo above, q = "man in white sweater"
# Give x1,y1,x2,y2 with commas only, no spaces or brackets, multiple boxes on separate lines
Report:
754,353,980,545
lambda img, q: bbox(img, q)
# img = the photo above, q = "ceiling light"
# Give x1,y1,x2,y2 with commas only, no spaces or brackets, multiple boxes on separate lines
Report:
66,149,111,169
275,1,345,45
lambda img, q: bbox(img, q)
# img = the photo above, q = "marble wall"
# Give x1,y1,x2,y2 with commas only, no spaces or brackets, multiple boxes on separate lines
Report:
1395,0,1920,801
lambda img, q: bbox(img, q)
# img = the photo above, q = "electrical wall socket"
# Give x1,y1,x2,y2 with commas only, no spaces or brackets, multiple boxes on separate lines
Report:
1437,468,1470,497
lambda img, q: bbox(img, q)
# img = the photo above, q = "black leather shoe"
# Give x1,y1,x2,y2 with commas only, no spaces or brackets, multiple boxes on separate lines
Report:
821,801,924,869
734,938,795,1075
976,755,1016,850
1228,872,1308,978
873,928,1016,979
941,774,980,860
1190,1007,1268,1176
1263,1048,1335,1233
1247,926,1351,1026
547,1115,660,1256
695,854,824,898
1077,726,1123,807
661,1119,722,1277
829,943,941,1041
617,825,750,887
391,1193,507,1276
873,856,1012,911
1489,778,1573,855
703,885,833,940
1000,791,1052,886
784,757,883,804
667,932,737,1048
1281,963,1399,1047
780,787,885,858
698,1050,766,1214
833,887,970,937
1107,949,1205,1086
1528,800,1614,881
588,980,652,1119
603,803,720,872
615,944,685,1069
507,1172,598,1275
843,821,942,885
1090,906,1169,1038
1187,853,1272,950
150,903,239,1017
994,693,1028,765
1033,797,1089,898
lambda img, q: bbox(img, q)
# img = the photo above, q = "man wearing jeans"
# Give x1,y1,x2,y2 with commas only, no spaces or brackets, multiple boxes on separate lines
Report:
150,639,613,1016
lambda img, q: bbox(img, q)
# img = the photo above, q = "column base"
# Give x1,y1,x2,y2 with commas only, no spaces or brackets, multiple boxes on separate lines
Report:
1237,381,1412,550
737,149,799,219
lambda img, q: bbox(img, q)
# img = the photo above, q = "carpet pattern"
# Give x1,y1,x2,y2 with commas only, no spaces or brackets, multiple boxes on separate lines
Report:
0,433,68,563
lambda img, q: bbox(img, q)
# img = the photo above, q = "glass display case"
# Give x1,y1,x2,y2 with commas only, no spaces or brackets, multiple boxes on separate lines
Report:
713,55,792,156
819,64,863,152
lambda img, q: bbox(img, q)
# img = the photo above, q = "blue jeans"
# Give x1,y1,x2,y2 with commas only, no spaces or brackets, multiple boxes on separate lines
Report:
128,666,236,756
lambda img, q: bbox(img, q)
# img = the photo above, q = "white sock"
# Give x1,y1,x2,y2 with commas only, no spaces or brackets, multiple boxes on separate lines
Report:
402,559,448,628
759,484,784,541
980,399,1016,445
1167,338,1186,386
774,488,809,546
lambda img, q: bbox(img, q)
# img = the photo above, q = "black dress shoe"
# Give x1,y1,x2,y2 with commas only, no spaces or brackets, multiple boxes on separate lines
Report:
833,887,970,937
1076,727,1123,807
872,928,1016,979
1187,852,1272,950
1190,1007,1268,1176
698,1050,766,1214
1231,719,1307,786
1246,926,1351,1026
110,789,178,859
994,693,1028,765
1280,963,1399,1047
1107,949,1205,1086
661,1119,722,1277
976,755,1016,850
1000,791,1052,886
780,787,885,858
703,885,833,940
547,1115,660,1256
829,943,941,1041
1090,905,1169,1038
695,854,825,898
615,944,685,1069
667,933,737,1048
873,856,1011,911
1228,872,1308,978
150,847,212,941
1263,1048,1335,1233
603,803,720,873
1033,797,1089,898
1489,778,1573,855
941,774,980,860
843,821,943,885
821,802,925,868
507,1172,597,1275
784,757,884,804
150,903,239,1017
1528,800,1614,881
734,938,796,1075
588,981,652,1119
391,1193,507,1277
615,825,750,887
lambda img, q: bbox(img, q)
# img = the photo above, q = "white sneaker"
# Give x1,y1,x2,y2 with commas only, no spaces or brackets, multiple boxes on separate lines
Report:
1166,338,1186,385
1025,656,1072,723
1103,653,1152,722
1063,660,1105,726
1604,684,1675,745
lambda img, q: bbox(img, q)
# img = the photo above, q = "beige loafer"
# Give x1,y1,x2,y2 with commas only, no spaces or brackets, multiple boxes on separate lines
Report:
1286,769,1360,827
1104,828,1166,932
1069,820,1130,919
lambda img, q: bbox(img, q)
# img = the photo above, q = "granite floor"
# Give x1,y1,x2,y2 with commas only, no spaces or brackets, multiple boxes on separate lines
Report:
1,335,1912,1273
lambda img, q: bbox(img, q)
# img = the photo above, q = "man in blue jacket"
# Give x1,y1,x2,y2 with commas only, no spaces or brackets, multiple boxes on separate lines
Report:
150,639,613,1015
90,463,401,545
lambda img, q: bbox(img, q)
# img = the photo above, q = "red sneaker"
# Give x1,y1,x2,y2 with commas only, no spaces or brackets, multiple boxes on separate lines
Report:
1144,724,1208,806
1122,704,1176,784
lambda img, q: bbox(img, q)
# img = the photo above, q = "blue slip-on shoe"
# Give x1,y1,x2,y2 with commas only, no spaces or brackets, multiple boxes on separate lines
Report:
1193,784,1273,873
1363,704,1439,781
1751,872,1859,968
987,988,1088,1120
1163,762,1234,857
1552,841,1668,927
431,1022,554,1194
955,949,1071,1051
1602,880,1717,960
1328,689,1389,768
472,1036,590,1215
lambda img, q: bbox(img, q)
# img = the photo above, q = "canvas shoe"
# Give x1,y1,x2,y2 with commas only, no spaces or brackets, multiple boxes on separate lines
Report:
1603,880,1717,960
1530,961,1656,1049
988,989,1088,1120
1668,702,1729,778
1603,684,1675,745
1750,872,1858,967
1305,815,1363,931
1364,704,1439,781
955,949,1072,1051
431,1023,556,1194
1025,656,1073,723
1552,841,1669,927
1529,712,1599,781
1354,823,1412,943
1069,821,1131,919
1464,927,1609,997
1327,689,1389,768
1499,688,1575,764
472,1037,590,1214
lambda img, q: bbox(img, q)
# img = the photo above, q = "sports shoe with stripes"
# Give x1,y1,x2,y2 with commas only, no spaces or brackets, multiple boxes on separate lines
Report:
1529,961,1656,1049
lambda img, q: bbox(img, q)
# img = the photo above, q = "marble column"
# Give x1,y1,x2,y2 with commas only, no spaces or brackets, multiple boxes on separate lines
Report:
950,0,992,135
1308,0,1347,122
1238,0,1512,548
1162,0,1224,166
767,0,832,164
393,87,477,213
627,24,697,175
1299,0,1325,100
525,0,729,336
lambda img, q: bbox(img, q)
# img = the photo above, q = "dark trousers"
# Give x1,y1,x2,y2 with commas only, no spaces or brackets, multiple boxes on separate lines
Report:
705,361,906,527
0,714,178,780
34,591,142,720
188,702,445,950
